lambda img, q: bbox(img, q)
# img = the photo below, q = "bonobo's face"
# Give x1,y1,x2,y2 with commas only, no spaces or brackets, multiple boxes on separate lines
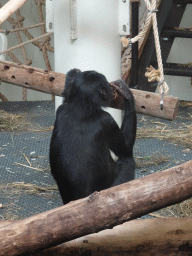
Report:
82,71,113,107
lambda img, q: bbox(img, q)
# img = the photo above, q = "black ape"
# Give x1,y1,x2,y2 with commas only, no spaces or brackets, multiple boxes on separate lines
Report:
62,68,81,103
49,69,137,204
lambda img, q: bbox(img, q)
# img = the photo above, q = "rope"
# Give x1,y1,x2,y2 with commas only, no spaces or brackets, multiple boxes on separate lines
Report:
0,92,8,102
35,0,54,100
0,1,54,102
0,22,45,34
15,10,32,101
7,51,22,64
145,65,161,82
148,0,169,95
121,0,169,97
0,32,53,56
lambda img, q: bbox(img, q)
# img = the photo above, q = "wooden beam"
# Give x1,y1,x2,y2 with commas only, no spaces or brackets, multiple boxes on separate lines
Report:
33,217,192,255
1,218,192,255
131,89,179,121
0,60,179,120
0,60,65,95
0,160,192,256
0,0,29,25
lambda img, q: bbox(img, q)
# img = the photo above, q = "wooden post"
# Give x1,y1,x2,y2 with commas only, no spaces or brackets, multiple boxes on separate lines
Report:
0,0,29,25
0,60,179,120
0,160,192,256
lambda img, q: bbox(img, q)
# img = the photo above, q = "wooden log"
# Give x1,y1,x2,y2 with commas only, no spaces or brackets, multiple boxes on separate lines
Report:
0,60,65,96
0,221,14,228
0,60,179,120
1,218,192,256
0,0,29,25
0,160,192,256
30,217,192,256
131,89,180,121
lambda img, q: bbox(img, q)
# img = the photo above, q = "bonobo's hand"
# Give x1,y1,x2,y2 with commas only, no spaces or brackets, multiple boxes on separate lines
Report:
110,79,135,112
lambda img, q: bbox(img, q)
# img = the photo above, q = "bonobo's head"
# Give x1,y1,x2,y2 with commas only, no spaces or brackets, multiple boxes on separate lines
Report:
66,70,113,110
62,68,82,103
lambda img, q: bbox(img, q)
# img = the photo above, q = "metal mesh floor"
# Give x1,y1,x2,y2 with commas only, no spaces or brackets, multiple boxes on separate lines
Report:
0,100,192,220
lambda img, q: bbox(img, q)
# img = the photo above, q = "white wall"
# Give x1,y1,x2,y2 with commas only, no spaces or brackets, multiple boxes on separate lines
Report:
0,0,54,101
53,0,122,126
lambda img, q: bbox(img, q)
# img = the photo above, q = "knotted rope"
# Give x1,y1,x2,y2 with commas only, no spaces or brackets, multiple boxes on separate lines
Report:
121,0,169,99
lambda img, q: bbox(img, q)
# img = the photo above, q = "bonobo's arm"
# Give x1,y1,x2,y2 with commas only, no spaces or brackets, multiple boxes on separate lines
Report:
107,91,136,158
110,80,137,156
121,94,137,155
106,117,131,158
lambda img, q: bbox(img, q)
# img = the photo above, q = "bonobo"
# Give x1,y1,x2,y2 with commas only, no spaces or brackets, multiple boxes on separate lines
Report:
49,69,137,204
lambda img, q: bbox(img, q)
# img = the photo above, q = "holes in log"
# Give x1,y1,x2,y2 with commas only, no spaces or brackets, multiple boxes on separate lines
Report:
49,77,55,82
28,69,34,73
141,106,146,109
4,65,9,70
25,82,30,85
11,76,15,79
145,94,150,99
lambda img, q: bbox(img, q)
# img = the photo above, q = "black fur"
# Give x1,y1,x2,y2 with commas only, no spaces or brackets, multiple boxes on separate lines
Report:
49,69,136,204
62,68,81,103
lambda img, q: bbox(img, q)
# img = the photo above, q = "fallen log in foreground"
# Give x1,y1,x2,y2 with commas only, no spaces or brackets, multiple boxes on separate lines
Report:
1,217,192,256
0,160,192,256
0,60,179,120
32,217,192,256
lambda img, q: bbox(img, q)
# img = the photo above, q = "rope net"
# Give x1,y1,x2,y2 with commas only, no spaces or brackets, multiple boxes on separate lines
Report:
121,0,169,96
0,0,54,101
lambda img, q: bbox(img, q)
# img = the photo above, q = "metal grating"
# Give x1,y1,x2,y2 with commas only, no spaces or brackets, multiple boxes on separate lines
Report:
0,100,192,220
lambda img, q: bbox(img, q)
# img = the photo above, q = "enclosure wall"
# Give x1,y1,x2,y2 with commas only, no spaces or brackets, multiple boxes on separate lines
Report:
53,0,122,126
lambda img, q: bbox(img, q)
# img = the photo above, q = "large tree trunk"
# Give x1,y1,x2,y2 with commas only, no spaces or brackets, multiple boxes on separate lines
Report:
0,60,179,120
0,160,192,256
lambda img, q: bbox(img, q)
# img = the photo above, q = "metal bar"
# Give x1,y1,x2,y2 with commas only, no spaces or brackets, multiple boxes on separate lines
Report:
162,28,192,38
131,1,139,88
164,63,192,77
173,0,192,4
152,62,192,77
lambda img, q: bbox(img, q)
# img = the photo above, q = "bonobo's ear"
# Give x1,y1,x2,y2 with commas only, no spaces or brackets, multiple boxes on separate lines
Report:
100,87,107,100
100,84,113,103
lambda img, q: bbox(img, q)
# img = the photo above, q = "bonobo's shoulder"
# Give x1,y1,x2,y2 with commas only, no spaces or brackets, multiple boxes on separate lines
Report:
56,103,66,115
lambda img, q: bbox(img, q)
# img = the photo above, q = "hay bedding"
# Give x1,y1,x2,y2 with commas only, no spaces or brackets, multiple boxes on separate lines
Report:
0,102,192,219
136,101,192,218
0,110,53,132
0,182,58,220
0,110,29,131
137,123,192,148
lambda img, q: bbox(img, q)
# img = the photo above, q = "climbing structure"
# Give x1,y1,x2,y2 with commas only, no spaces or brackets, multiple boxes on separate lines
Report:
0,0,53,101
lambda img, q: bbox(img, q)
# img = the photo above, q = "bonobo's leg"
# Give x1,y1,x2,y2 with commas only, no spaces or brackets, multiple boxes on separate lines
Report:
112,157,135,186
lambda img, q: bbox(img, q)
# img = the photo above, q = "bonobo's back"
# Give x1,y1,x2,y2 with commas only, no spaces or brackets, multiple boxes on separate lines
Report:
49,69,136,204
